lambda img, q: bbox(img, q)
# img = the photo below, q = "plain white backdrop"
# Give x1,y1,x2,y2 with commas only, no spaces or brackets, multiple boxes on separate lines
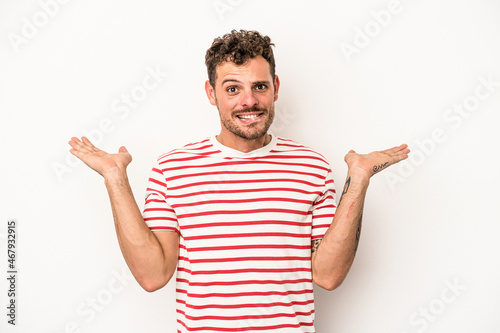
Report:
1,0,499,332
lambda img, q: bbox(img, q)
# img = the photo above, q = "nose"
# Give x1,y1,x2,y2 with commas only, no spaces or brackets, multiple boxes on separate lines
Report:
240,90,258,108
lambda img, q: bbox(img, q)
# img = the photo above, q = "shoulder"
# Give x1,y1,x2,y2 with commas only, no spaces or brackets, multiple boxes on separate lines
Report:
156,137,217,164
273,137,331,166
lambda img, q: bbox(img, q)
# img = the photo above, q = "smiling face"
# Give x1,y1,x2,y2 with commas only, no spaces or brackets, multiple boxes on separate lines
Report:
205,56,280,152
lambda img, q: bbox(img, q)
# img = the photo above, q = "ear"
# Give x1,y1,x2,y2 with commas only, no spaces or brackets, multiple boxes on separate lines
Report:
273,75,280,102
205,80,217,106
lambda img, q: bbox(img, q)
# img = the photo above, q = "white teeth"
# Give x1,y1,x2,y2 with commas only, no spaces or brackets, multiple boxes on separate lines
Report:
238,114,259,119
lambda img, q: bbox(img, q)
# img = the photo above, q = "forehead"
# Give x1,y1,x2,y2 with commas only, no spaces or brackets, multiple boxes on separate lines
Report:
215,56,272,86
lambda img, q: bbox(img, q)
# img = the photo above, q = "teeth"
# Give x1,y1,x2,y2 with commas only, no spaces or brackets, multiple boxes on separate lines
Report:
238,114,259,119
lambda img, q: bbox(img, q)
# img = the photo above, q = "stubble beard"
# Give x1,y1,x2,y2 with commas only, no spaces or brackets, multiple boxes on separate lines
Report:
219,104,275,141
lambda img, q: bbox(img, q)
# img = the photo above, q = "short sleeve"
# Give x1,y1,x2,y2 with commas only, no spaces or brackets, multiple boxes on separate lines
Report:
311,168,337,240
142,161,179,234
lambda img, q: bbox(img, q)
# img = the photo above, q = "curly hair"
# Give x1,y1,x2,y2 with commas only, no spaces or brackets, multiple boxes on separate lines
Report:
205,29,276,88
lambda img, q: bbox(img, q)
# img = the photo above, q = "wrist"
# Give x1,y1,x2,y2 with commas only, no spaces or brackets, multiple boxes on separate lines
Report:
346,168,371,186
103,166,129,186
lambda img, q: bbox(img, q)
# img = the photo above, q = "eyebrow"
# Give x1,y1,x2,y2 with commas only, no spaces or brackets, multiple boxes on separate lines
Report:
253,80,271,86
221,79,272,86
221,78,241,86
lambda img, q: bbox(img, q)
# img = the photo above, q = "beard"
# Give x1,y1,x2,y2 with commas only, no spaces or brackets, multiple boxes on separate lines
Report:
219,105,275,140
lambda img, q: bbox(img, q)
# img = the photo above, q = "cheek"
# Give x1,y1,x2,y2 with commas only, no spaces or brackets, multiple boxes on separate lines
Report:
216,100,234,117
219,98,238,111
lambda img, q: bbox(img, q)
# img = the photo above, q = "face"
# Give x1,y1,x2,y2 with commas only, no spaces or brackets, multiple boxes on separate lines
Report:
205,56,280,147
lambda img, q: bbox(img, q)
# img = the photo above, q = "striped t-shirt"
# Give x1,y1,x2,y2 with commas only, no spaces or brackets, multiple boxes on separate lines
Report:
143,135,337,333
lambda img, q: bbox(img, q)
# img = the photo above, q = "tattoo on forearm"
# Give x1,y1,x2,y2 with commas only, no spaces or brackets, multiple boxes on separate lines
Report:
311,239,321,253
373,162,389,173
338,176,351,205
354,214,363,254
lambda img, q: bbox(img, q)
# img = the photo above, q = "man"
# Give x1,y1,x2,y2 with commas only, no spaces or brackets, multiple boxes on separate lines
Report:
69,30,409,332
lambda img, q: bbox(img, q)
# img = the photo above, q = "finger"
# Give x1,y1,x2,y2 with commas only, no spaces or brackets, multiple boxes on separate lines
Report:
344,149,357,163
393,144,410,158
69,145,85,159
391,149,409,163
69,148,82,158
386,144,409,156
388,144,407,153
401,145,410,155
81,136,96,148
68,137,83,148
398,144,409,152
379,147,407,163
68,137,100,159
68,137,87,152
69,138,92,153
118,146,128,153
68,137,78,148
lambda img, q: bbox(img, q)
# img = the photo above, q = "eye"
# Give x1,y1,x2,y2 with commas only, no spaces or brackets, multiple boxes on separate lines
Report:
226,86,238,94
255,84,267,91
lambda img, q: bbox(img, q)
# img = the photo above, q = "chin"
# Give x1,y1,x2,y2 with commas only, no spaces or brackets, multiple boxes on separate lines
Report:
239,126,271,141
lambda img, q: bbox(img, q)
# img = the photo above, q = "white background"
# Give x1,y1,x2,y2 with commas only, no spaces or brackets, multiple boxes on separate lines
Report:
1,0,499,332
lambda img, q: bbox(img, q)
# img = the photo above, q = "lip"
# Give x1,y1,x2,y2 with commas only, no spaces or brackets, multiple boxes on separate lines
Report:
235,111,265,124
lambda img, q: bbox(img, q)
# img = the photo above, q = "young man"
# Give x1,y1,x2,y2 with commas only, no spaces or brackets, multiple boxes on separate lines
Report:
69,30,409,332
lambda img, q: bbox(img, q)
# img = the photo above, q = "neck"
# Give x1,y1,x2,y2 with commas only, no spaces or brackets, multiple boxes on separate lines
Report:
216,132,271,153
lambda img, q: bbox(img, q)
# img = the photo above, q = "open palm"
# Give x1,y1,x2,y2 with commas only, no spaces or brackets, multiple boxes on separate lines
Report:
68,137,132,178
344,144,410,178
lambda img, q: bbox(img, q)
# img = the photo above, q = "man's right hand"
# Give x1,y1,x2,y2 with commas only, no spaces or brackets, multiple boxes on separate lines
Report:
68,137,132,179
68,136,179,291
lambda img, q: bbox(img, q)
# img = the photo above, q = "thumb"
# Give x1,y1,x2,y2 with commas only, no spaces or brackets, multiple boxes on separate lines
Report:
118,146,128,153
344,149,357,163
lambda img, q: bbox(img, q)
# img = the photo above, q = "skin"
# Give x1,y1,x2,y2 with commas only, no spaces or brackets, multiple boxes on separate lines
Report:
310,145,409,290
68,138,179,292
69,55,410,292
205,56,280,153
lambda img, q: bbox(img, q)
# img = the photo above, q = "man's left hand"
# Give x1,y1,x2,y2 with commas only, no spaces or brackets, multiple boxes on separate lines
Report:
344,144,410,180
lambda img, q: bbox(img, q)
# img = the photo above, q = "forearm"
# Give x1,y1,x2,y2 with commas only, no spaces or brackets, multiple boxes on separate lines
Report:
68,137,180,291
104,170,177,291
311,171,369,290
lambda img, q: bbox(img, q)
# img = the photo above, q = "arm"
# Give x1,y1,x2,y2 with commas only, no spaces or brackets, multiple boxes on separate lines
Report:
311,144,410,290
68,137,179,292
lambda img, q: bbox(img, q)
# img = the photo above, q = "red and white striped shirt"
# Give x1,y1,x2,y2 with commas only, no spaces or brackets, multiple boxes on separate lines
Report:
143,135,337,333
